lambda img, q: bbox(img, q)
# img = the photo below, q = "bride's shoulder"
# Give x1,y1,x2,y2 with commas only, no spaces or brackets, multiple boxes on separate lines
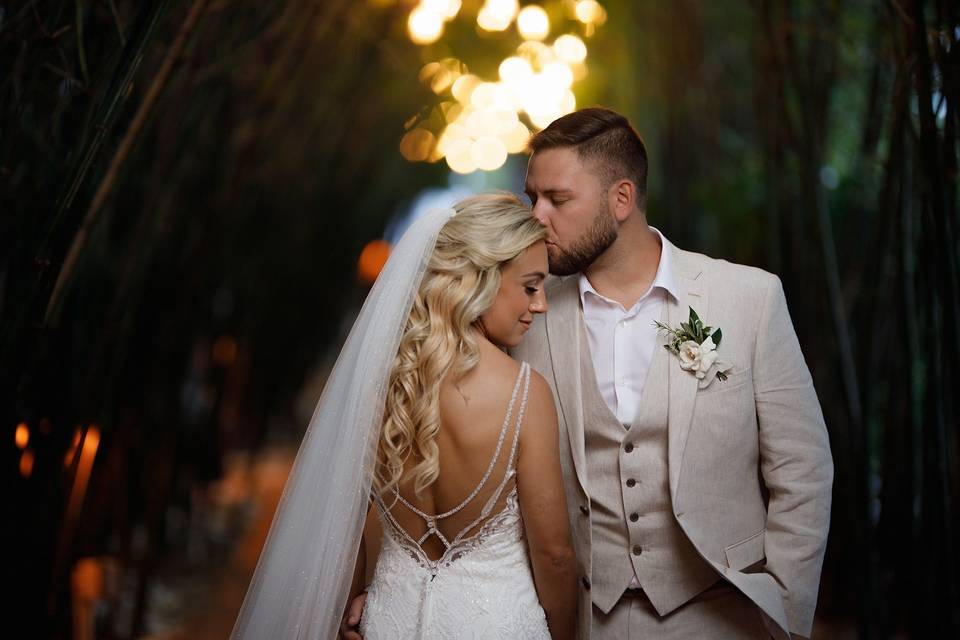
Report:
442,346,522,410
472,339,523,378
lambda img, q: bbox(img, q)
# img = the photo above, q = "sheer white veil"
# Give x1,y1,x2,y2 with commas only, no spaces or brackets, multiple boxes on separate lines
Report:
230,207,455,640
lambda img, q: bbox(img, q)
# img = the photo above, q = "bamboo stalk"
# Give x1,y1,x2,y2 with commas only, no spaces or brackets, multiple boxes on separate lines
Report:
907,0,960,632
0,1,170,377
43,0,210,326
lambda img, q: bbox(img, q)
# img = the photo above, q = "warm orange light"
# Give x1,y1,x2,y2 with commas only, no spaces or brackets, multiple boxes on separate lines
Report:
400,128,437,162
84,427,101,454
15,423,29,449
358,240,392,285
66,427,100,522
65,427,82,467
20,449,34,478
212,335,238,367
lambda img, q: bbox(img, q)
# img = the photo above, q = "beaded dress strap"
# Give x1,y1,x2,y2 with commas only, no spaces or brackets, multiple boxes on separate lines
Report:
391,361,529,521
380,362,532,559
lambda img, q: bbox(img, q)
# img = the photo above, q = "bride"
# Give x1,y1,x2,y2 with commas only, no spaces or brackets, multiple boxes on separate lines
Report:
230,193,577,640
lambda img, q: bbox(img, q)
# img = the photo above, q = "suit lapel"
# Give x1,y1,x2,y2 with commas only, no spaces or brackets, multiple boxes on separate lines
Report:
545,276,589,498
666,244,707,506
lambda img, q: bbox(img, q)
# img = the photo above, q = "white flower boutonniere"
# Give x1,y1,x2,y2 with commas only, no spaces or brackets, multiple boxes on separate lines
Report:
655,307,733,388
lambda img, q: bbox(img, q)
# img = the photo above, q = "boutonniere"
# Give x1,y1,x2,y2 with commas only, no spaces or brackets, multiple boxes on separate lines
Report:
654,307,733,388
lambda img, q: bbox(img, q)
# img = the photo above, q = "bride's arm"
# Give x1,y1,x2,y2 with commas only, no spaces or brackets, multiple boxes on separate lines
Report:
517,371,578,640
341,502,378,639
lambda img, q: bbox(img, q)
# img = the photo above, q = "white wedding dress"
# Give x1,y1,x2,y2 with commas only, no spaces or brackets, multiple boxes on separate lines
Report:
360,362,552,639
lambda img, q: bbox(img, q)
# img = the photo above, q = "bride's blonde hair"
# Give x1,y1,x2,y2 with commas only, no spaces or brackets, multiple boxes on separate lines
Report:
375,192,547,498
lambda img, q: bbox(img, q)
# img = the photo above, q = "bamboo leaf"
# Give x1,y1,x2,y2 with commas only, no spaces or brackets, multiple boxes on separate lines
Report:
76,0,90,84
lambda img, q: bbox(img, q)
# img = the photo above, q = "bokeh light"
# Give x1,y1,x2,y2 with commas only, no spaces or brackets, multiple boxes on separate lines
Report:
477,0,518,32
471,137,508,171
517,5,550,41
400,128,437,162
499,56,534,85
575,0,607,25
408,6,444,44
554,34,587,63
402,1,605,173
423,0,462,20
64,426,82,467
20,448,34,478
419,59,467,94
15,422,29,449
213,335,238,367
358,240,392,284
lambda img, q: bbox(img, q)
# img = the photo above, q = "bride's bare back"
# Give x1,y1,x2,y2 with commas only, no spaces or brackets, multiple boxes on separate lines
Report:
388,341,531,559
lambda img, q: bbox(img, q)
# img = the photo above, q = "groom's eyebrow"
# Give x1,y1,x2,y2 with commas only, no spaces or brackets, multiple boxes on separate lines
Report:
525,188,571,197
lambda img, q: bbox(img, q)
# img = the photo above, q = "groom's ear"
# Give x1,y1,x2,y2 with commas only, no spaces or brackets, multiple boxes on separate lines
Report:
610,178,638,222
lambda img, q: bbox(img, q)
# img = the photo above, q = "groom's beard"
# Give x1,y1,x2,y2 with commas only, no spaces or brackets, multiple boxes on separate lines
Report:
548,203,618,276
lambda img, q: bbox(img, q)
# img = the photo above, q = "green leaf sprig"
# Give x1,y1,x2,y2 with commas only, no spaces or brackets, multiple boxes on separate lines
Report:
654,307,728,381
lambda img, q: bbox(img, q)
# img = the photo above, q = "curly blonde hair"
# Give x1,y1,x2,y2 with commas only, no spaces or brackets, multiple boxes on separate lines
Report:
374,192,547,498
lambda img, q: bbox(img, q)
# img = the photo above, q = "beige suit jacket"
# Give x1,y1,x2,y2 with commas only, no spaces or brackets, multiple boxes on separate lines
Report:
512,241,833,640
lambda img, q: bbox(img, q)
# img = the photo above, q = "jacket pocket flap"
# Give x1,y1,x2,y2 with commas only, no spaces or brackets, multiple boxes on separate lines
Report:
723,529,765,571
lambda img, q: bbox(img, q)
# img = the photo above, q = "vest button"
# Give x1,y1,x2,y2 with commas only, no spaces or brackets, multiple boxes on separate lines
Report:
579,505,589,516
632,545,642,556
624,443,634,453
581,576,591,590
629,512,639,522
626,478,637,487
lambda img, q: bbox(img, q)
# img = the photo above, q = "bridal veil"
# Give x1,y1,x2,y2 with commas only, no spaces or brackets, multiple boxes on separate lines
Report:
230,208,454,639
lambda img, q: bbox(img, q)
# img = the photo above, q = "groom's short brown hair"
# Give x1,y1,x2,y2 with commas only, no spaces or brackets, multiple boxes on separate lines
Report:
528,107,649,211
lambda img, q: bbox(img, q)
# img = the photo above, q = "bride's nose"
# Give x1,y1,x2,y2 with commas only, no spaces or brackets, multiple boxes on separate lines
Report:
529,294,547,315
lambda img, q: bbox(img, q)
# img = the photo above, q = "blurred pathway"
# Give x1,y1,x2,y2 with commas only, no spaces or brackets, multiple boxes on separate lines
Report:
139,443,857,639
143,446,294,640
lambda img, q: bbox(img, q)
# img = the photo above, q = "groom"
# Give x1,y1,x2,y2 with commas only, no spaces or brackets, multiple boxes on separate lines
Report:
511,107,832,639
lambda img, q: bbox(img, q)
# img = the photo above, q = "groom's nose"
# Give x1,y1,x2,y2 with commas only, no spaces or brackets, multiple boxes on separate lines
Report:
531,200,550,225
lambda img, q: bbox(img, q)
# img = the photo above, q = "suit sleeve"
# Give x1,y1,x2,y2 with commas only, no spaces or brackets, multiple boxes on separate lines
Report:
752,274,833,638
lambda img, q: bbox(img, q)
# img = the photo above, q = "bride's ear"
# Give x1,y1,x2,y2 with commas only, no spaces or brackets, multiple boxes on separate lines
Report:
474,317,489,339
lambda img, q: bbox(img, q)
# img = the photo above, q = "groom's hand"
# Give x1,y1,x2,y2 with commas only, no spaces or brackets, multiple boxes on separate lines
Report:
339,592,367,639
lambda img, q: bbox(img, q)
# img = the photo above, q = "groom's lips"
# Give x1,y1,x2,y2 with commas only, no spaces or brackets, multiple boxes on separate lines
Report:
519,319,532,330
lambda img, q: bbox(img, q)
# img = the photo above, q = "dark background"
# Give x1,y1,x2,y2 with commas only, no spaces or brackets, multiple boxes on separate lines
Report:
3,1,958,638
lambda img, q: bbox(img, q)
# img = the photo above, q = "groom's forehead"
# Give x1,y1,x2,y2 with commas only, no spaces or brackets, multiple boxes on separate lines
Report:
526,149,593,188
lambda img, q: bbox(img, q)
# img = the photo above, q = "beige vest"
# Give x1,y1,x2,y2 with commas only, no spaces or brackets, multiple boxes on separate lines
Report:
580,318,717,615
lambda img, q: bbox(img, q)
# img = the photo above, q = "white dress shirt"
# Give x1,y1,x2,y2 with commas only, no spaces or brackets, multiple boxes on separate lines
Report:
579,227,679,429
580,227,679,591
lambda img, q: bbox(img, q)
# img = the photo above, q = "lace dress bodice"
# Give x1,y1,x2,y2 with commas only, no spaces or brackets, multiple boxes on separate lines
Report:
360,362,551,639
